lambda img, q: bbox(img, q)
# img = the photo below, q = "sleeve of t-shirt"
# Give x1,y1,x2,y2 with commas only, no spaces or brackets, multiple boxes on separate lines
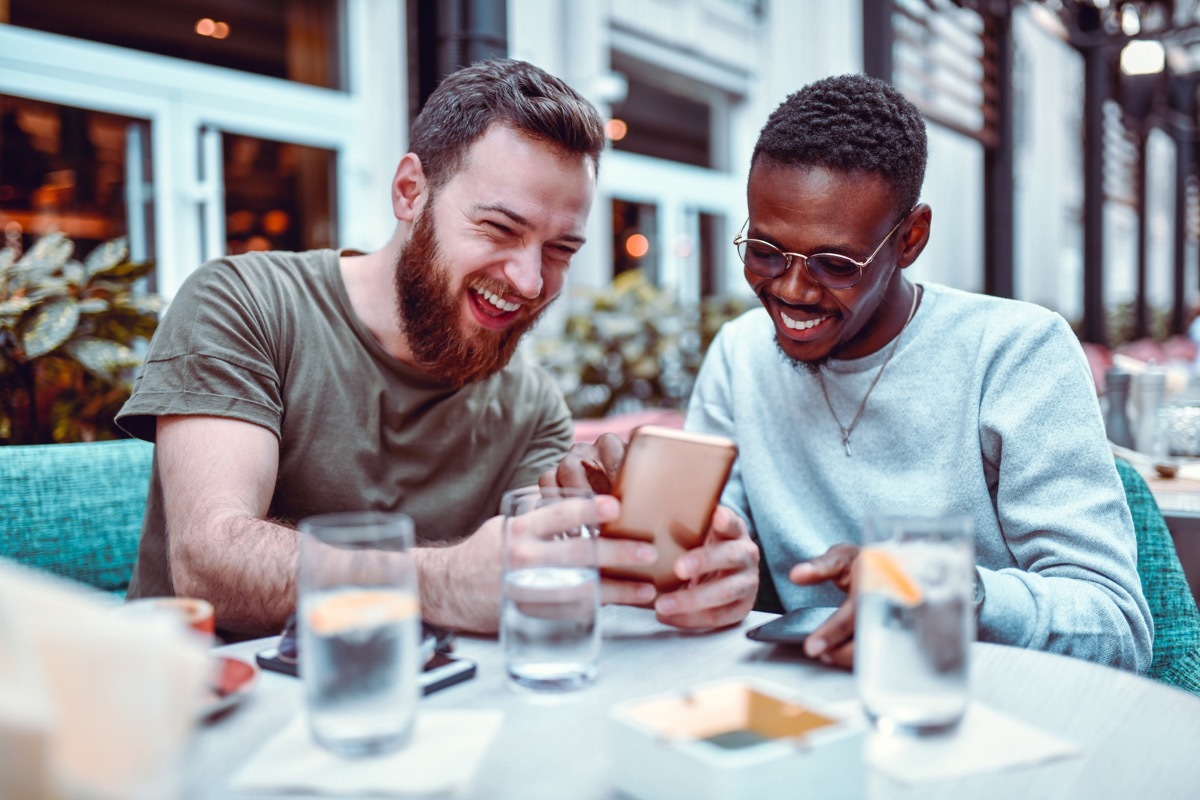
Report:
977,312,1153,673
117,259,284,443
504,370,574,491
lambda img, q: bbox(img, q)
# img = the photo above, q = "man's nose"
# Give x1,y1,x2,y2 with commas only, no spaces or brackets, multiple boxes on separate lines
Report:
504,246,544,299
771,257,823,305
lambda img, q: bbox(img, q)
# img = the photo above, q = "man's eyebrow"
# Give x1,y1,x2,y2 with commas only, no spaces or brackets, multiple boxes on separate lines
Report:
475,203,531,228
754,229,862,257
474,203,586,246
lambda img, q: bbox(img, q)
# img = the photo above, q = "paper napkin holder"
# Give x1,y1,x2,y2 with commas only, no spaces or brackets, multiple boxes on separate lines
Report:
610,678,865,800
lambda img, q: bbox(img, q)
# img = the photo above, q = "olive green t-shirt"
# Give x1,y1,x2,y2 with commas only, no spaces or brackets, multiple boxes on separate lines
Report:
117,249,573,600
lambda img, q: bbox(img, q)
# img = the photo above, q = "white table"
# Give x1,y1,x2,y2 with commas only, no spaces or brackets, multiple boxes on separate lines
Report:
190,607,1200,799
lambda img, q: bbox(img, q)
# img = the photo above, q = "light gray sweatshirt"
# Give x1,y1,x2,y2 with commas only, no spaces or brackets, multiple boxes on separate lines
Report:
687,282,1153,672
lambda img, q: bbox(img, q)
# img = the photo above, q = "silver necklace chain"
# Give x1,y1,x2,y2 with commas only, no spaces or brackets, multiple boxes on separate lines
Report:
817,285,921,457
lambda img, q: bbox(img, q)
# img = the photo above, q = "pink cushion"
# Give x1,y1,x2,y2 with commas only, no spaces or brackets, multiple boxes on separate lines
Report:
572,410,685,444
1080,342,1112,394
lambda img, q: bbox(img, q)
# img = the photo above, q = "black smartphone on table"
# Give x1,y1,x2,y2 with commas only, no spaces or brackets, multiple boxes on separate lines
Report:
745,607,838,647
255,617,477,696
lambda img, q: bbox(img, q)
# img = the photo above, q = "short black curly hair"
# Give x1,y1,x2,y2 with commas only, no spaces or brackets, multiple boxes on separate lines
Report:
751,74,927,221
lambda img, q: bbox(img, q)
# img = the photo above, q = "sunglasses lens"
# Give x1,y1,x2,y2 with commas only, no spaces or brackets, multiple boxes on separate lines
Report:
807,255,861,289
738,239,787,278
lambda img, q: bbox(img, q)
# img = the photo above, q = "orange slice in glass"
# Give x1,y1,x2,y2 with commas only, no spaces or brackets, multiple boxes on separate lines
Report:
308,590,419,636
857,547,924,607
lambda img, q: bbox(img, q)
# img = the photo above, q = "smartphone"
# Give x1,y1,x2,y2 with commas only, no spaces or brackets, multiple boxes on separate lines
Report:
255,646,476,696
254,616,476,695
745,607,838,647
602,425,738,595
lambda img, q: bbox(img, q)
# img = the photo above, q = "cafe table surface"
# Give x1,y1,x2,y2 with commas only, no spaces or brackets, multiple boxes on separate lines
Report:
191,606,1200,800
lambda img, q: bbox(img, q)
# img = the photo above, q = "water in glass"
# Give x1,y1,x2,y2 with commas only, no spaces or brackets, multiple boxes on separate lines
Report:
856,535,972,735
502,565,599,691
301,587,420,756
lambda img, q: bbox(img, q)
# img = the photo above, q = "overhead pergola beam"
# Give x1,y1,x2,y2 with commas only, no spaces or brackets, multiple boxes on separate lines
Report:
983,6,1015,300
1081,40,1110,345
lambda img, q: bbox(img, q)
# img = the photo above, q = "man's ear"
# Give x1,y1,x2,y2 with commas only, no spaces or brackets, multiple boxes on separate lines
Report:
897,203,932,269
391,153,428,223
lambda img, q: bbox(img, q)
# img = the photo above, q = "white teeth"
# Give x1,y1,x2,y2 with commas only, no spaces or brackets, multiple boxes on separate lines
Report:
781,310,827,331
476,287,520,313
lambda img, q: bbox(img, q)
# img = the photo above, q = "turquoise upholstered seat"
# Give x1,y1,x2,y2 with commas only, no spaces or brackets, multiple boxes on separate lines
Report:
0,439,153,594
1115,458,1200,695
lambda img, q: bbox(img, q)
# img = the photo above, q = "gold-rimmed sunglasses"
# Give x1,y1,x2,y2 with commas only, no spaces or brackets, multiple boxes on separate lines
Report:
732,213,910,290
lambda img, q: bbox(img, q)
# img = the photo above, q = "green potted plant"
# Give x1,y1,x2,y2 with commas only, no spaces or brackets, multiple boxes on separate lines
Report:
0,232,160,444
535,270,751,418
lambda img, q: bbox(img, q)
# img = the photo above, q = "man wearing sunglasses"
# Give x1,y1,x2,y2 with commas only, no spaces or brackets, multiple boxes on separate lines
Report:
550,74,1151,673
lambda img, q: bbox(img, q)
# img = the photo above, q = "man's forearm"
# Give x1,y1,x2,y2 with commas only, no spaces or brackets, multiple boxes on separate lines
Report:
169,513,297,636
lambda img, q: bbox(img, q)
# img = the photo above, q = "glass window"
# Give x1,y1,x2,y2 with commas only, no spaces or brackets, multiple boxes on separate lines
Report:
609,55,714,169
0,95,153,264
612,199,658,283
698,212,723,298
7,0,344,90
222,133,337,255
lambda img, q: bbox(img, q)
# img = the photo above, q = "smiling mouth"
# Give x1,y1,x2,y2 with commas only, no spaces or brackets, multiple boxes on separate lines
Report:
470,284,522,317
780,309,830,331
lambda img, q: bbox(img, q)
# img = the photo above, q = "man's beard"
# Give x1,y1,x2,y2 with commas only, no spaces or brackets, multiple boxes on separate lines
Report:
775,338,828,375
394,207,546,388
758,288,830,374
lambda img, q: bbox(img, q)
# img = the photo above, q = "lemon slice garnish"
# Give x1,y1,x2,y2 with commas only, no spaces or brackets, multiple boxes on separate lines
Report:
307,590,419,636
857,547,924,607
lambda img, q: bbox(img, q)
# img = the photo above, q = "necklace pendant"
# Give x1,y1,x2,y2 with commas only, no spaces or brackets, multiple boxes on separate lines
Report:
841,429,852,457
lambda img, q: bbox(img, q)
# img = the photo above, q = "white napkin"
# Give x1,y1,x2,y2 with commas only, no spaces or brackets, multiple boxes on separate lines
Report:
865,701,1081,785
0,558,209,799
233,710,504,796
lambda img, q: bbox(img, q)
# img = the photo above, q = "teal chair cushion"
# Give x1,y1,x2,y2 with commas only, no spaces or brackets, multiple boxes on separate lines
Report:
0,439,153,594
1115,457,1200,695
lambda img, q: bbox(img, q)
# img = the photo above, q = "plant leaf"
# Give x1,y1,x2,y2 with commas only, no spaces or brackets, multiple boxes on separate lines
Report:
0,297,37,320
89,257,155,281
27,280,71,300
76,298,110,314
84,237,129,276
0,247,14,286
64,337,139,380
16,232,73,270
20,297,80,360
61,260,86,286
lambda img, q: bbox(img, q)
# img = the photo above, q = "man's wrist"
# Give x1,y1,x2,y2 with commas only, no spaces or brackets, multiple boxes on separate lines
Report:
972,566,986,627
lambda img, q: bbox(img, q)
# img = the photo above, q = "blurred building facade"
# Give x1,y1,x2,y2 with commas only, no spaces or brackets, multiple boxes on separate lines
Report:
0,0,1190,342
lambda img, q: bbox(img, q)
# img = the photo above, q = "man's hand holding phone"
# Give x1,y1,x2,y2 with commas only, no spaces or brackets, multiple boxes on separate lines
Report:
540,427,759,629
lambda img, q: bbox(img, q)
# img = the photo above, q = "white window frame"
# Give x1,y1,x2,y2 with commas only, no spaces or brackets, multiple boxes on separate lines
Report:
0,0,403,299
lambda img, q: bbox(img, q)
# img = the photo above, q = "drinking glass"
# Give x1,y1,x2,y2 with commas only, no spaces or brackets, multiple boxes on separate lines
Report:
297,511,420,756
855,514,974,735
500,485,601,692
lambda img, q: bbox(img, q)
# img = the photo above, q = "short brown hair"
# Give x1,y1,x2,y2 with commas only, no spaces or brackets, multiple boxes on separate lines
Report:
409,58,605,190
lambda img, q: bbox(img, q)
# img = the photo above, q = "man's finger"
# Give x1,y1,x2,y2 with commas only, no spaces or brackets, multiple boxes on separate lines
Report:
675,538,757,582
656,596,755,630
592,434,627,484
656,568,757,618
601,576,657,607
706,505,747,542
789,543,859,585
596,535,658,570
507,495,619,539
817,639,855,669
541,447,608,491
803,597,856,659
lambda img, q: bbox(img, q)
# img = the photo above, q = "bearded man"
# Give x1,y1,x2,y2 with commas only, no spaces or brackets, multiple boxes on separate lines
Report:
118,59,758,639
